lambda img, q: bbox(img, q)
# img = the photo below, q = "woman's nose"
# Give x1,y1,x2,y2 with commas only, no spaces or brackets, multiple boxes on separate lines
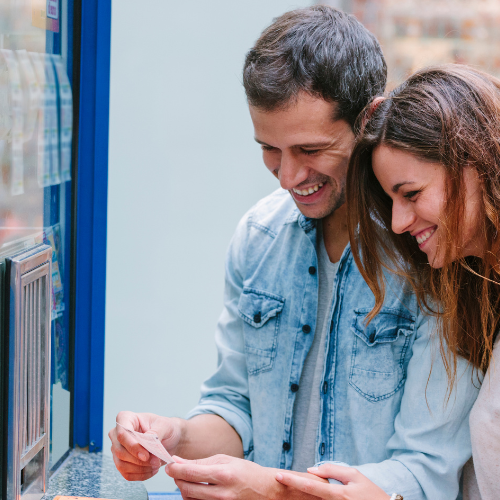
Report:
278,151,309,190
392,201,416,234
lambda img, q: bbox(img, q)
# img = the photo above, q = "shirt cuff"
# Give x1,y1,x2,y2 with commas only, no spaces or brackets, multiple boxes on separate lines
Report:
186,400,253,458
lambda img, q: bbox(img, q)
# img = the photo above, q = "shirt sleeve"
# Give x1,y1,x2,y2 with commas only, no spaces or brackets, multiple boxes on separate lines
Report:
317,314,480,500
468,338,500,500
186,215,254,458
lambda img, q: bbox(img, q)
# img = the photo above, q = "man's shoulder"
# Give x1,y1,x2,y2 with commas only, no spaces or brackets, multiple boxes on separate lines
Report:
243,188,300,238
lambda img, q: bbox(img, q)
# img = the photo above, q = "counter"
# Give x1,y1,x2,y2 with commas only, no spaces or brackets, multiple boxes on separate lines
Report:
44,449,150,500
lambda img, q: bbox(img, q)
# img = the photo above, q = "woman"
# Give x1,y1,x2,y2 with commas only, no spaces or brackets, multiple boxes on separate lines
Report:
277,65,500,499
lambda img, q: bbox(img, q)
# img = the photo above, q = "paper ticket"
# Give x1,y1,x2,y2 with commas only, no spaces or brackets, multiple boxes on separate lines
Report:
117,423,175,464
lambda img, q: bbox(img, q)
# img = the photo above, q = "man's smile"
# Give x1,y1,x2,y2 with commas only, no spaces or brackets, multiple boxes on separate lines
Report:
292,182,324,196
290,182,327,204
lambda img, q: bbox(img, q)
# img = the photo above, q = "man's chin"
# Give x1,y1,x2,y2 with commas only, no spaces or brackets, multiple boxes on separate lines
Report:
295,205,330,220
291,194,344,221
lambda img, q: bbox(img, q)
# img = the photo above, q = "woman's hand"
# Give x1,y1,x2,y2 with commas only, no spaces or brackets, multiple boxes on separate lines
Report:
276,464,391,500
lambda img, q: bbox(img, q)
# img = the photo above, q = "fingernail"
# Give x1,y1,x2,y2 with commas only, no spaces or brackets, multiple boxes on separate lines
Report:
307,467,319,472
276,473,283,480
138,453,147,461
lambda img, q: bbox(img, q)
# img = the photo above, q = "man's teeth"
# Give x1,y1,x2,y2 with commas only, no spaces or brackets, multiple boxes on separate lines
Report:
292,183,323,196
416,228,436,245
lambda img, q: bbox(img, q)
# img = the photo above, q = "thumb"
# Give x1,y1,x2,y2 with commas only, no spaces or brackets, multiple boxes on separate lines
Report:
141,416,179,448
307,464,357,484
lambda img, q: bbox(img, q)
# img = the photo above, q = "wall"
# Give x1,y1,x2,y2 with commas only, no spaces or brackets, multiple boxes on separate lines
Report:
105,0,310,491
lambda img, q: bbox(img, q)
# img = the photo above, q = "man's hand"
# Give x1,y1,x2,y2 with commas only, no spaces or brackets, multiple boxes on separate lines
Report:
109,412,244,482
109,411,184,481
276,464,391,500
166,454,326,500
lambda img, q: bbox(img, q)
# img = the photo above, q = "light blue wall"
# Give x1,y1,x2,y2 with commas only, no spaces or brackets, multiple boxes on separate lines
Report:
105,0,311,492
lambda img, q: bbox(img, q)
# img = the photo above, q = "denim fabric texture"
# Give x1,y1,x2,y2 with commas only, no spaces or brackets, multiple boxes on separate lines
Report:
187,189,479,500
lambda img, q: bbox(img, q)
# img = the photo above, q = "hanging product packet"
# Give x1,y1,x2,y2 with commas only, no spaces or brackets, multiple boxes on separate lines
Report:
0,49,24,195
29,51,51,187
51,55,72,182
116,422,175,465
15,49,39,143
43,53,61,185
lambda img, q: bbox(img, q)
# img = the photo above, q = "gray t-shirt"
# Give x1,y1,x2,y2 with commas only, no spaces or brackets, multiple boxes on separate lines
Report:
291,229,339,472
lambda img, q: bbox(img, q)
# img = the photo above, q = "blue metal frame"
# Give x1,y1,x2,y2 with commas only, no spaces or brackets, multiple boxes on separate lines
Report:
73,0,112,451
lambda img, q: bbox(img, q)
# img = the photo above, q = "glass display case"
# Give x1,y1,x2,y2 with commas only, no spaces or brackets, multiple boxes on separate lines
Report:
0,0,73,471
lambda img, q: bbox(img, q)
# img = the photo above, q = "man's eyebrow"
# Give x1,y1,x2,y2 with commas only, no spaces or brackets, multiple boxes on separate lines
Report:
392,181,415,193
253,138,334,148
294,141,333,148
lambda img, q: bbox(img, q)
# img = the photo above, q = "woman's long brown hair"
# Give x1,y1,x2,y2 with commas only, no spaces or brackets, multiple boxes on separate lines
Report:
347,65,500,382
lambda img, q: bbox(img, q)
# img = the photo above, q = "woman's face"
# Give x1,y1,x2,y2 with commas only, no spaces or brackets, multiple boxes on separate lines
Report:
371,145,484,268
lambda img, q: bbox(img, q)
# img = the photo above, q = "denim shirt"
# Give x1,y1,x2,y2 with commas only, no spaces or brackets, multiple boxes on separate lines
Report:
187,189,479,500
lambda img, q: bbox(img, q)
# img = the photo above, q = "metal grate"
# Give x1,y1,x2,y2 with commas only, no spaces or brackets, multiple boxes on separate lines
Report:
5,245,52,500
21,272,47,457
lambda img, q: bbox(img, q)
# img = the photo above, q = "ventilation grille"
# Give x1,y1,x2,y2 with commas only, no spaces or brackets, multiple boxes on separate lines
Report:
6,245,52,500
20,273,48,457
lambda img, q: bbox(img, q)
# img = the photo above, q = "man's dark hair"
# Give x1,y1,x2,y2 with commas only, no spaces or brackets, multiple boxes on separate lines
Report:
243,5,387,128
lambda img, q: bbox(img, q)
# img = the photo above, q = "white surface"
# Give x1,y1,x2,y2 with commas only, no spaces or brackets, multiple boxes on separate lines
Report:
105,0,311,492
51,382,71,466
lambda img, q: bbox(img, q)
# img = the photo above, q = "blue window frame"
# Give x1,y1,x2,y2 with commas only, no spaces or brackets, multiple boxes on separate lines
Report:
72,0,112,452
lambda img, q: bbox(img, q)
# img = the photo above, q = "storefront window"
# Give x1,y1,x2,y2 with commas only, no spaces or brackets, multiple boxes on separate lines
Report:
0,0,72,468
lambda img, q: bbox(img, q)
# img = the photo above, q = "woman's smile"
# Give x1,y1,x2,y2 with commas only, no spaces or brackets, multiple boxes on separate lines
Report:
413,226,437,248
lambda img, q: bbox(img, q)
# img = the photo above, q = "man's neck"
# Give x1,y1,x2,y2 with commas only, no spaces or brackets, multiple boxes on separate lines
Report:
321,203,349,263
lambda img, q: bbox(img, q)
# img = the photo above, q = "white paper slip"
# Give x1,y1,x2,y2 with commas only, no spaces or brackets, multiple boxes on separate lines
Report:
117,422,175,465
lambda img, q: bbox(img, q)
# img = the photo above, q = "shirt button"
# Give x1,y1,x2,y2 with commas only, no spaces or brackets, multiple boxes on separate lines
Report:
323,381,328,394
369,332,376,344
253,312,261,323
320,442,325,455
308,266,316,275
283,442,291,451
302,324,311,334
291,383,299,393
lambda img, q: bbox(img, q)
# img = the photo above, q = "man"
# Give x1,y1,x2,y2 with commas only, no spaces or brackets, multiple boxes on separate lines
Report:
109,6,478,499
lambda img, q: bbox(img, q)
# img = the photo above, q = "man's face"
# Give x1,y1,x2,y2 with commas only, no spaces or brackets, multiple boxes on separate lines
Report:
249,93,355,220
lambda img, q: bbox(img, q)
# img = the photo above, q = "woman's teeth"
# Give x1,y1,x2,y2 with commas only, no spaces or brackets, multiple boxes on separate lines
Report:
416,228,436,245
292,183,323,196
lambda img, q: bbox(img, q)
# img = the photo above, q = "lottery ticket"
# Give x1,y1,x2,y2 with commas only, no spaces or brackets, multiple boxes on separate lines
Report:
117,422,175,464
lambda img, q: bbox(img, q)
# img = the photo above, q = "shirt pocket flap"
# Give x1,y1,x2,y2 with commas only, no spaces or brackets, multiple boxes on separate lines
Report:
238,288,285,328
352,307,415,346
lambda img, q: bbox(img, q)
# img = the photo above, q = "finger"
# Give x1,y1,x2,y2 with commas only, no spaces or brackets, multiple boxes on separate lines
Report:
276,472,344,499
171,454,231,466
308,464,359,484
114,424,155,464
111,436,161,468
113,454,160,475
122,469,160,482
167,463,219,484
175,479,218,500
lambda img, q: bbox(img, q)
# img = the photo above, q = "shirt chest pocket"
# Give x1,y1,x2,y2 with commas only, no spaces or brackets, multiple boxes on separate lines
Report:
238,288,285,375
349,307,415,402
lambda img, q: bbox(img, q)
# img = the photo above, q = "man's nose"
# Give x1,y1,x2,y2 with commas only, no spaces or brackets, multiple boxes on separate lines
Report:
392,201,416,234
278,151,309,190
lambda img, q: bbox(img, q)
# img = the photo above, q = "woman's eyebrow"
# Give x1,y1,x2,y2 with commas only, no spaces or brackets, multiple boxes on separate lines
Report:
392,181,415,193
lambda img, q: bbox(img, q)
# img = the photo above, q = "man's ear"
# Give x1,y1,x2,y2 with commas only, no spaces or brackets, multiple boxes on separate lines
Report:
368,96,385,118
361,96,385,131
